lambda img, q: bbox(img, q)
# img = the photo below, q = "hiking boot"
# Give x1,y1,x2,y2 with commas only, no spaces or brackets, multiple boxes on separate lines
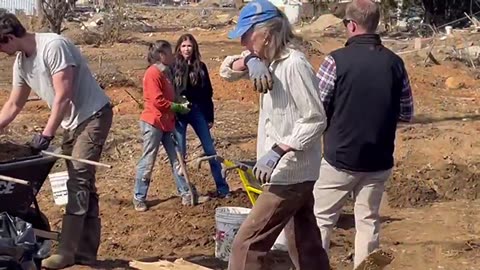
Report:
182,193,210,206
133,199,148,212
75,217,101,266
42,215,84,269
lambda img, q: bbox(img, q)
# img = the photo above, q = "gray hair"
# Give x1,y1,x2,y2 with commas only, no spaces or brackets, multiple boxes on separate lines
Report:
253,9,302,62
147,40,172,65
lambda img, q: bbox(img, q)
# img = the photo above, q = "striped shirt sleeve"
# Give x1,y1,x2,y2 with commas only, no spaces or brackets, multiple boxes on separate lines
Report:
399,69,414,122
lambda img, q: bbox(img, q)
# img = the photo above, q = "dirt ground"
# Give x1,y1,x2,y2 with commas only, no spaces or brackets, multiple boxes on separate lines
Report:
0,7,480,270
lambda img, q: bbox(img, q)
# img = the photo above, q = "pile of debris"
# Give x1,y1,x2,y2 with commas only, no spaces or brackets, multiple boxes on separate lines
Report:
300,14,342,33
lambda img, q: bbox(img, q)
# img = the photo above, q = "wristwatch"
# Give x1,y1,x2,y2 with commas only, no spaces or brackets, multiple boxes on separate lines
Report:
271,143,286,156
244,54,260,66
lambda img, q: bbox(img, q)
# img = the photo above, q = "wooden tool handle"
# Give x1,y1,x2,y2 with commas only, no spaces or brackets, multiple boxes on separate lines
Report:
0,174,31,186
41,151,113,169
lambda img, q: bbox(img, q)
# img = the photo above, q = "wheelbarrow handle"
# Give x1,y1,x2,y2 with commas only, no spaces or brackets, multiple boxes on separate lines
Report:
0,174,31,186
41,151,113,169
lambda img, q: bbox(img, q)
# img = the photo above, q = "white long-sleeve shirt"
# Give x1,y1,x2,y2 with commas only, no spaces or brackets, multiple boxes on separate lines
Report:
219,48,327,185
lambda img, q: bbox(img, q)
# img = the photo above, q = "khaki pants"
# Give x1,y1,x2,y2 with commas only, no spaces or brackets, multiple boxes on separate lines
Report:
228,182,330,270
313,159,391,268
62,104,113,218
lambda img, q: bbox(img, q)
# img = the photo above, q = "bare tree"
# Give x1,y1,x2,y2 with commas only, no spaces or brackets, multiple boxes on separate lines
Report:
419,0,479,27
39,0,71,34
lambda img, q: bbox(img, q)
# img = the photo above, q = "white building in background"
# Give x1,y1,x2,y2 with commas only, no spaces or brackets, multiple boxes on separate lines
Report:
0,0,36,15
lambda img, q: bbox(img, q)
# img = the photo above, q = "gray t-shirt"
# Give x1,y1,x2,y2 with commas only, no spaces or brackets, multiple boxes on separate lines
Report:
12,33,110,130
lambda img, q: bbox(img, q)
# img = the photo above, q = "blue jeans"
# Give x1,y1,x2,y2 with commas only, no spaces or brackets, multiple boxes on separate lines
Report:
134,121,190,202
175,105,230,195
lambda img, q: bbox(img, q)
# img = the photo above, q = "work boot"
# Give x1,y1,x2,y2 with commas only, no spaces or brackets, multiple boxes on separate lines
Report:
75,217,101,265
42,215,85,269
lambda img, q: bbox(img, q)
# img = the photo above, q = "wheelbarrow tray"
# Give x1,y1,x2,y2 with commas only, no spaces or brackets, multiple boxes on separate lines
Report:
0,149,58,216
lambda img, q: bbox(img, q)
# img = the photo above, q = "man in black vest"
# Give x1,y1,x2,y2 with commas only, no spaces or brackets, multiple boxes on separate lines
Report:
312,0,414,267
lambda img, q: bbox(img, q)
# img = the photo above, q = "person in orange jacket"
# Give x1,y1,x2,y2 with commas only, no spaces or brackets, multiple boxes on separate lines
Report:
133,40,193,211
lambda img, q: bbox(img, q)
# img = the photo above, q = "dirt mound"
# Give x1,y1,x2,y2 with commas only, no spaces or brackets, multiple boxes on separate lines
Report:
386,171,440,208
423,163,480,201
387,162,480,208
0,140,34,163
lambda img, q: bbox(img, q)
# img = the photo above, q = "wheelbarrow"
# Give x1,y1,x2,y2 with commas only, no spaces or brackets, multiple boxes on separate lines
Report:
0,144,113,266
195,155,289,251
0,146,60,269
194,155,261,205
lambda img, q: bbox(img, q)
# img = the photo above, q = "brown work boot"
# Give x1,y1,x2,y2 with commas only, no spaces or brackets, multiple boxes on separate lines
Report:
42,215,85,269
75,217,101,265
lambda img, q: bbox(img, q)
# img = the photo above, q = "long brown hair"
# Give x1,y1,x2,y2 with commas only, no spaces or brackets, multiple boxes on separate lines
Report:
173,34,203,89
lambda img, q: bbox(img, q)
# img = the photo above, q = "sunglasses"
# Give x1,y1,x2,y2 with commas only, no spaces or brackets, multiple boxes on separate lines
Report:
342,18,354,27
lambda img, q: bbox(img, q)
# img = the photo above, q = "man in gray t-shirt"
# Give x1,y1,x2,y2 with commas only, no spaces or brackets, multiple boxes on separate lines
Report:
0,13,112,269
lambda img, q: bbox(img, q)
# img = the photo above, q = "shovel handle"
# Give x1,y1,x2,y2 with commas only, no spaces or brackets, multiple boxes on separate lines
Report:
41,151,113,169
0,174,31,186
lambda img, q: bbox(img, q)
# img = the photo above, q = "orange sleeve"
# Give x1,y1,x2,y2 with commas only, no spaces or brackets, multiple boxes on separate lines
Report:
144,67,172,112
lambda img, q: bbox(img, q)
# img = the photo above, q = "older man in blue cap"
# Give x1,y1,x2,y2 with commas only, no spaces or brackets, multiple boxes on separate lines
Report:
224,0,277,93
220,0,330,269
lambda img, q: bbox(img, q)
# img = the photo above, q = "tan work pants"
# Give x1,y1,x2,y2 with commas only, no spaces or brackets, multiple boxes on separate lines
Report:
62,103,113,218
313,159,391,268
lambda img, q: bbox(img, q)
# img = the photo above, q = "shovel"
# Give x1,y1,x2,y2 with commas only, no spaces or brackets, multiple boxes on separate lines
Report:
354,248,394,270
170,133,198,206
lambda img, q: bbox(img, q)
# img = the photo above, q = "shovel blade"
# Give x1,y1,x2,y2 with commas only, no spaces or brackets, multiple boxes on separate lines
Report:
354,248,394,270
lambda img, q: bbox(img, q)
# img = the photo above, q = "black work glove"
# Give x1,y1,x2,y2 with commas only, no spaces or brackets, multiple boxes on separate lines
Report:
29,133,54,152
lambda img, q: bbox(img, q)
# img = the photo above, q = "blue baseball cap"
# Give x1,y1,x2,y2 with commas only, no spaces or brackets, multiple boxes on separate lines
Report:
228,0,281,39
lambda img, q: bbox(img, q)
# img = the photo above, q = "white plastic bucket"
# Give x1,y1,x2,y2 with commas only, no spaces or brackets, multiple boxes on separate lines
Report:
214,207,289,261
445,26,453,35
48,171,69,206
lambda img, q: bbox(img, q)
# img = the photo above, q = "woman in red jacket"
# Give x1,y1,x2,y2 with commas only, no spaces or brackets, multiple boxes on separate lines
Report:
133,40,193,211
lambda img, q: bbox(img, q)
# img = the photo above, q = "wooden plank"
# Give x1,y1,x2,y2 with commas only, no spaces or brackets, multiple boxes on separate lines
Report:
129,259,213,270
